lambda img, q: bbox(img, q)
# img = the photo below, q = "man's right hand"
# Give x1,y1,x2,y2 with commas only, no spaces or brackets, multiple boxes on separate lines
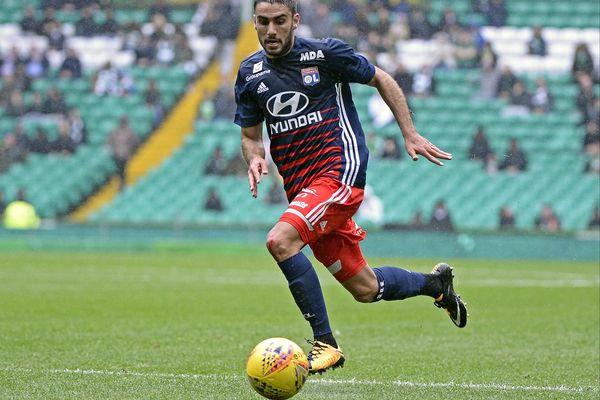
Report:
248,157,269,198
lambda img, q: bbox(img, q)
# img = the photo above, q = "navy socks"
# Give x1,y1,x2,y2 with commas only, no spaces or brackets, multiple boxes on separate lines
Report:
278,253,334,343
372,266,440,301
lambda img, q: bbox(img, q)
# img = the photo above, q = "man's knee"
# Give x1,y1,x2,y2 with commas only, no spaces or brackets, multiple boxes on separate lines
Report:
342,266,379,303
266,225,302,261
351,285,378,303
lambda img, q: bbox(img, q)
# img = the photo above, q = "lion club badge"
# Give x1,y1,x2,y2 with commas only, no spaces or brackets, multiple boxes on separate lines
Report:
301,67,320,86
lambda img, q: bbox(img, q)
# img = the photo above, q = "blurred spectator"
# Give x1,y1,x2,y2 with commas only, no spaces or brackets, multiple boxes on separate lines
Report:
498,206,516,229
45,21,66,51
225,152,248,176
149,0,171,20
204,146,227,176
535,204,561,233
43,87,68,115
475,60,500,100
172,32,195,65
572,43,595,78
392,62,413,96
59,48,83,79
20,6,41,33
358,185,384,225
213,83,237,120
67,108,87,145
75,6,98,36
485,0,508,27
14,124,30,153
6,90,27,117
24,46,50,79
1,46,24,77
53,121,76,154
0,134,27,172
265,181,286,205
409,8,435,40
27,91,45,114
527,26,547,56
437,6,460,34
145,79,165,128
93,62,135,96
107,116,139,190
204,188,223,212
432,31,457,69
530,77,553,115
496,66,518,99
368,93,394,128
468,125,492,162
504,80,531,116
588,206,600,229
40,7,57,32
478,40,498,70
430,199,454,232
454,28,479,69
499,138,528,173
99,8,118,36
0,74,26,106
3,188,40,230
412,65,436,97
29,127,52,154
311,3,335,38
575,73,598,125
409,209,426,229
135,36,156,66
485,152,499,175
379,136,402,160
583,121,600,156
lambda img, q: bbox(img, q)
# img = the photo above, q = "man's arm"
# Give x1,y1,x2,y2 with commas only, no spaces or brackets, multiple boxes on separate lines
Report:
241,123,268,198
368,66,452,166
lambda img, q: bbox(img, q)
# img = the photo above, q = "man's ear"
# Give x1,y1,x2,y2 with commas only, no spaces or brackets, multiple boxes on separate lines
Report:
292,13,300,30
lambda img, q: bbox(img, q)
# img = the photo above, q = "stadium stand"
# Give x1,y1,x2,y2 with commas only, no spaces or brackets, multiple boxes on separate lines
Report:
1,0,599,233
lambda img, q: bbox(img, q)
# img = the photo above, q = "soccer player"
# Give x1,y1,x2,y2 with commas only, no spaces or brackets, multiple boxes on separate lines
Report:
234,0,468,374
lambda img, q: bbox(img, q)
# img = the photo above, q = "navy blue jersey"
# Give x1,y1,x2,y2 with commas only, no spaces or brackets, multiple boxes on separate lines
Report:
234,36,375,200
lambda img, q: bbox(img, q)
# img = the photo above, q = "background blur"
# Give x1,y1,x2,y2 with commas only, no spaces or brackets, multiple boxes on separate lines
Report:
0,0,598,260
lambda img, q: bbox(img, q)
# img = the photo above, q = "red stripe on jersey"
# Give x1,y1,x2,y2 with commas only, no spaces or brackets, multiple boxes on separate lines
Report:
273,138,338,165
287,157,343,196
271,129,338,153
278,146,342,174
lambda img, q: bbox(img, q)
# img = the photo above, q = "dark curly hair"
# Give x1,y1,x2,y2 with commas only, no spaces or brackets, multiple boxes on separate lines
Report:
253,0,298,14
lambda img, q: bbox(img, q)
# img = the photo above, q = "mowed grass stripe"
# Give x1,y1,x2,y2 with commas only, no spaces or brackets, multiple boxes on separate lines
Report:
1,367,595,394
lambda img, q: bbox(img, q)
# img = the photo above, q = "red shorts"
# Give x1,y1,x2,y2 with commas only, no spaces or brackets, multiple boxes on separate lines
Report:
279,176,367,282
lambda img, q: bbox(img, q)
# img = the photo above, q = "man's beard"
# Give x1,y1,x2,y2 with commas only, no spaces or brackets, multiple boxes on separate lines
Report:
263,31,294,58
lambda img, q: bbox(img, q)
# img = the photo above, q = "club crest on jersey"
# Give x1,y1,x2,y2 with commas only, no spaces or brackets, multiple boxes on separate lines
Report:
301,67,320,86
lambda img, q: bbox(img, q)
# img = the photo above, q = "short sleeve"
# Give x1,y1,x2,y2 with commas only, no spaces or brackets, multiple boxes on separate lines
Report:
233,68,264,128
325,38,376,84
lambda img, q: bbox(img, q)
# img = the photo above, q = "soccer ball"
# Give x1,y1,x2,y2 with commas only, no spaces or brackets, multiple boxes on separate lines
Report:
246,337,309,399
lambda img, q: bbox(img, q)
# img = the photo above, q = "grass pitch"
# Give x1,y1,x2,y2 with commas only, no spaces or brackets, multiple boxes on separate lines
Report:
0,244,598,399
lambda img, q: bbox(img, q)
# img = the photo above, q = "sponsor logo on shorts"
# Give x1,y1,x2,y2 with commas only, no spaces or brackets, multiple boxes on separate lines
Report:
319,220,328,231
290,201,308,209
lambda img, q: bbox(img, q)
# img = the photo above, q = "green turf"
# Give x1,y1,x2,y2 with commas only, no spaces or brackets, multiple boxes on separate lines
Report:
0,246,598,399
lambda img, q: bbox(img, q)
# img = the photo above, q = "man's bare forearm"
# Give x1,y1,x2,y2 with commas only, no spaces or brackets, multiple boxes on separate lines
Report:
241,125,266,164
369,67,417,138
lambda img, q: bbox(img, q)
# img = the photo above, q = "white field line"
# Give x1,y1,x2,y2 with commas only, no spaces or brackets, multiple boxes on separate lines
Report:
1,367,597,394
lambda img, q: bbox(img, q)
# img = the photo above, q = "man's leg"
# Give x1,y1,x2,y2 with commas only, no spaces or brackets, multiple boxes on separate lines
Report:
266,221,337,347
341,262,468,328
